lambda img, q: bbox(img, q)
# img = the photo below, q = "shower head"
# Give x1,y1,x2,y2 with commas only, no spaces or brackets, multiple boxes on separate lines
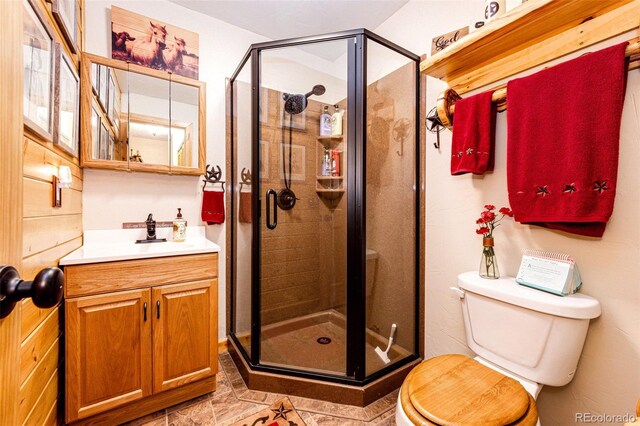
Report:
283,84,326,115
306,84,326,98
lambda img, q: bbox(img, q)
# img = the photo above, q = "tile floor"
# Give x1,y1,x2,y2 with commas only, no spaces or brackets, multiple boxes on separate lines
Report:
124,352,398,426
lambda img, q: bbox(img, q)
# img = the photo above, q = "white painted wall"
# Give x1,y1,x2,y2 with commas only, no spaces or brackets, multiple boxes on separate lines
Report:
374,1,640,424
83,0,268,340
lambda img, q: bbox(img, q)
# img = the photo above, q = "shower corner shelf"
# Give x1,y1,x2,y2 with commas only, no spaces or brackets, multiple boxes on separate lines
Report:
316,134,345,199
315,188,345,200
317,135,343,144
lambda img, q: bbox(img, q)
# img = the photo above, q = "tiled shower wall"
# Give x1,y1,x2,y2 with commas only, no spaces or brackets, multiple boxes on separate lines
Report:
241,62,418,354
259,91,347,325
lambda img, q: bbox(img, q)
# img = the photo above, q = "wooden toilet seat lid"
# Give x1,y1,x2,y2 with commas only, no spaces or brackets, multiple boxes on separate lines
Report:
404,354,535,426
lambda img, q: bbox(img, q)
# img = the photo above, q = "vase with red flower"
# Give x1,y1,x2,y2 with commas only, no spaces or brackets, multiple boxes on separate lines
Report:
476,205,513,279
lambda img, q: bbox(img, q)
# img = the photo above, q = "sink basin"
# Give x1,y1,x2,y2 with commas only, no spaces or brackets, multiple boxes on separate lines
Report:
59,227,219,266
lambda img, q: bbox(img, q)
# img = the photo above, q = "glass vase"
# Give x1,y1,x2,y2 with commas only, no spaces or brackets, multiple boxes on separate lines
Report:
479,237,499,279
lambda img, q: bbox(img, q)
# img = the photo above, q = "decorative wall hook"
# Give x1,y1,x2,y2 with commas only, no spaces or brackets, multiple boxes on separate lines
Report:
392,118,411,156
202,164,225,191
426,106,445,149
240,167,252,191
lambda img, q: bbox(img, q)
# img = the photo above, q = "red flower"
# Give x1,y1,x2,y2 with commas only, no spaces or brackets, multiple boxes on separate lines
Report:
474,203,513,239
499,207,514,217
481,211,496,222
476,227,489,235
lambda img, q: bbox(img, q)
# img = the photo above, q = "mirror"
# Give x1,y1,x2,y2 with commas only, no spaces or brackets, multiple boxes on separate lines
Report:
171,82,199,169
89,64,127,165
81,52,206,175
128,72,170,169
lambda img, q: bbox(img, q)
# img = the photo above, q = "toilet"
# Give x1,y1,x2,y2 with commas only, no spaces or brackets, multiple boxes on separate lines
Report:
396,272,601,425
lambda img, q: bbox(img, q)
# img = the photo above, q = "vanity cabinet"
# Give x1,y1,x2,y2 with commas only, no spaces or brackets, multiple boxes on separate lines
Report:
66,289,153,420
64,253,218,424
152,279,217,393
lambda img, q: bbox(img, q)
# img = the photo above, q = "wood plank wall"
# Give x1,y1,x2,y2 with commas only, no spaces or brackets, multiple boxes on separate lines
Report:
20,0,85,424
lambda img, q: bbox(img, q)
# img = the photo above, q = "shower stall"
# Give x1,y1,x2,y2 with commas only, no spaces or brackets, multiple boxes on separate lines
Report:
227,29,422,401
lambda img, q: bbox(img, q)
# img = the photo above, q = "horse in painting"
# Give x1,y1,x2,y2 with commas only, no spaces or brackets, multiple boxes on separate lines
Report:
127,21,167,67
162,36,187,72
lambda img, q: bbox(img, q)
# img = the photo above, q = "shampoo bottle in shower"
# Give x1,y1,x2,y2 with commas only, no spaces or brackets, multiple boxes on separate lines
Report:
322,147,331,176
320,105,332,136
331,104,343,136
173,208,187,242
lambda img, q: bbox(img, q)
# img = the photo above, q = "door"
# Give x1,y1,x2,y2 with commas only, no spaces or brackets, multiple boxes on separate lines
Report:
0,1,26,424
65,289,152,422
256,39,351,376
152,279,217,393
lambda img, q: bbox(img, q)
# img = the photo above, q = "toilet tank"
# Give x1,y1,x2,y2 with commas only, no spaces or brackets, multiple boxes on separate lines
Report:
456,272,601,387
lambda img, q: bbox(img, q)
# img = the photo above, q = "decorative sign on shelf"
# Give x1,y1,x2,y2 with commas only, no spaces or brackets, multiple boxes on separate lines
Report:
431,27,469,55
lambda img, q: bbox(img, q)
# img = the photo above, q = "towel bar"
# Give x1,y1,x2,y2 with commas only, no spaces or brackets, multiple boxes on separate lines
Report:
436,38,640,129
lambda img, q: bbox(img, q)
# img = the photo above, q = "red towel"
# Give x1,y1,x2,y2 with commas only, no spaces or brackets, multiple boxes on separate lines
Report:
202,191,225,224
507,43,628,237
239,192,252,224
451,90,496,175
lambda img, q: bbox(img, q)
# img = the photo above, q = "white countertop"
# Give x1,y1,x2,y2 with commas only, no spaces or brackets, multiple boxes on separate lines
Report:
60,226,220,266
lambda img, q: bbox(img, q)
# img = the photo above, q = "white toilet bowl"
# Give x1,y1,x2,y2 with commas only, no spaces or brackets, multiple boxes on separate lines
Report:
395,272,600,425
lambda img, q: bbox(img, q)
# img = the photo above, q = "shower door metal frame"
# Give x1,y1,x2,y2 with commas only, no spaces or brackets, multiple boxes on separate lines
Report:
229,28,422,386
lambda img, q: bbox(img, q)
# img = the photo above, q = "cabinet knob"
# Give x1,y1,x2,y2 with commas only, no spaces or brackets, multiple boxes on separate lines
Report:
0,266,64,319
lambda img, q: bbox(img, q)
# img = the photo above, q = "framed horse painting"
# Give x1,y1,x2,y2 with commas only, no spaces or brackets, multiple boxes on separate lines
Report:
111,6,200,79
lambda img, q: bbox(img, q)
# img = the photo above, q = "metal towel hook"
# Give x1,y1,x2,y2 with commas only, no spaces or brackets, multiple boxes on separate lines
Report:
202,164,225,191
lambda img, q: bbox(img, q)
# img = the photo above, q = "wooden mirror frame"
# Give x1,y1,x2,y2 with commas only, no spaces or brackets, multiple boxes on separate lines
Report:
79,51,206,175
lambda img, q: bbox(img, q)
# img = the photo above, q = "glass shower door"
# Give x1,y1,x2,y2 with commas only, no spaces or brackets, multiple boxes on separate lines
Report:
257,39,350,376
231,57,253,358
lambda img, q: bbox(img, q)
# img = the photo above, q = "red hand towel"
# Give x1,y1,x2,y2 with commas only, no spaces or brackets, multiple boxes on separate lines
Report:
202,191,225,224
451,90,496,175
507,43,628,237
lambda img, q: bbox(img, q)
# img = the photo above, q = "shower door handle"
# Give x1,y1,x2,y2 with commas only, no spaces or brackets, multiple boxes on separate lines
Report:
266,189,278,230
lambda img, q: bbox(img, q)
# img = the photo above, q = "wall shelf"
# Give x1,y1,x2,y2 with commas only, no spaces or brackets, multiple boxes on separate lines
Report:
316,188,345,200
316,132,344,198
420,0,638,95
318,135,344,142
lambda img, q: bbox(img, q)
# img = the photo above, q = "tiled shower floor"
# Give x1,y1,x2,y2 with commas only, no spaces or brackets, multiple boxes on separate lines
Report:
242,310,411,376
124,351,398,426
260,320,347,374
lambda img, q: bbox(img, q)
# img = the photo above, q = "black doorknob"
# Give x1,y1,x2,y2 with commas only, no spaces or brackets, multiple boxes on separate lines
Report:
0,266,64,319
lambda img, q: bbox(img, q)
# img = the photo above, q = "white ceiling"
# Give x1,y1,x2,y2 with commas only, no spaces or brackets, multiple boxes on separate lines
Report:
168,0,408,42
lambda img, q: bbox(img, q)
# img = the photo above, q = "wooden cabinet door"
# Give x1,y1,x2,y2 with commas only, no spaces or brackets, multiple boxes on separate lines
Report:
66,289,152,422
152,279,217,393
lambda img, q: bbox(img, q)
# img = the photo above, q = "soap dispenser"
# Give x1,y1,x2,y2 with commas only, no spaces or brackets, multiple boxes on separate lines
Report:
173,208,187,242
331,104,343,136
320,105,332,136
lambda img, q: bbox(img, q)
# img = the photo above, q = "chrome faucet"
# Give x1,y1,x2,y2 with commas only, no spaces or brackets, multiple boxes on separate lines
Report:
146,213,157,240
